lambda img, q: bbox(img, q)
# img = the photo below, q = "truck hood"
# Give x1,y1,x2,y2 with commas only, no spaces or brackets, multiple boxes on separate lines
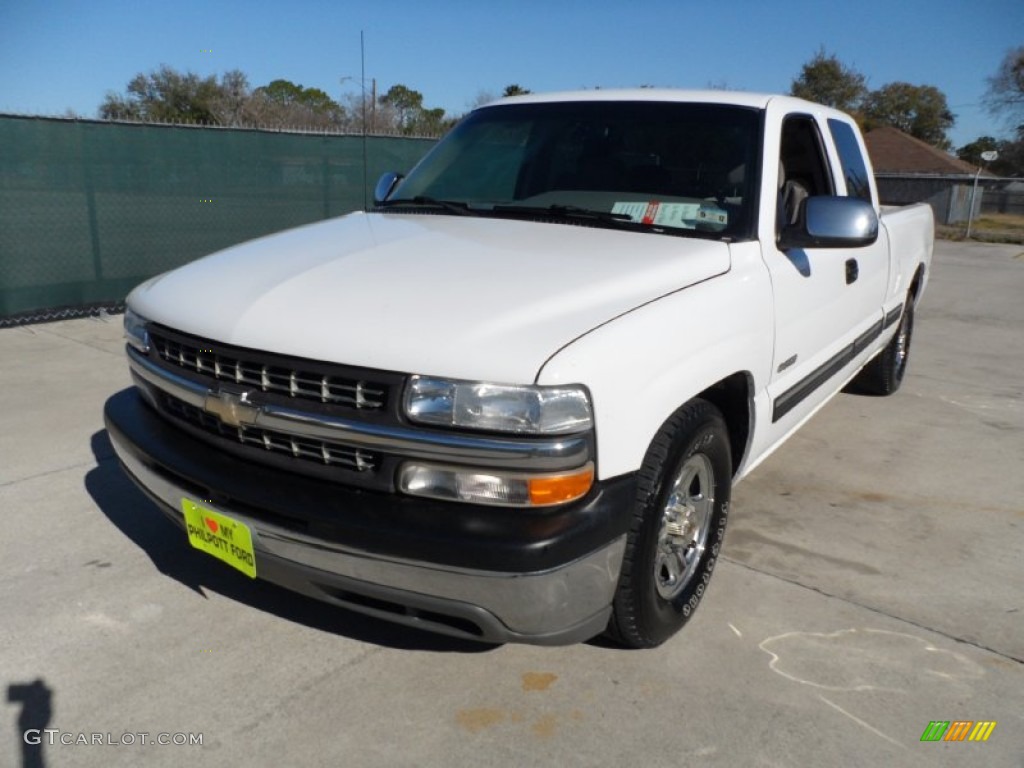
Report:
129,212,730,383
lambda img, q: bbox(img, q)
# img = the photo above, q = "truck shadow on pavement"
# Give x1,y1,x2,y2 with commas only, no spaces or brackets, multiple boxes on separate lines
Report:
84,430,495,654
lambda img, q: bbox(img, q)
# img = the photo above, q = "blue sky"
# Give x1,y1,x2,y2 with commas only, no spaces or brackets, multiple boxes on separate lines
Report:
1,0,1021,148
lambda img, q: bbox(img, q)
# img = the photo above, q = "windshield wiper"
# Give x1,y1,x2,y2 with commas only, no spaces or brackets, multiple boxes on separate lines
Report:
377,196,477,216
491,203,635,225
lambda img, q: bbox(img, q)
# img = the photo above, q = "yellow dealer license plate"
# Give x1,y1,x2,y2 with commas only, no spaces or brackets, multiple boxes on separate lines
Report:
181,499,257,578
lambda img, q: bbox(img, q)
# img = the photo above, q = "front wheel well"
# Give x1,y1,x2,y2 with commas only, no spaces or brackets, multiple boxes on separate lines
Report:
696,372,752,478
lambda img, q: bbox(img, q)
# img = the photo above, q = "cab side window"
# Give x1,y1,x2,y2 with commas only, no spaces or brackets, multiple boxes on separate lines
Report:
778,116,835,230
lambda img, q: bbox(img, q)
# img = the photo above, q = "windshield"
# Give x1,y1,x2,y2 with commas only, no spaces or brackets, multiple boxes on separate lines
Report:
387,100,762,240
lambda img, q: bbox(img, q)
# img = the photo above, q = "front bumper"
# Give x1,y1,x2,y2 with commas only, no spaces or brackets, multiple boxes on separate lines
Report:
104,388,636,645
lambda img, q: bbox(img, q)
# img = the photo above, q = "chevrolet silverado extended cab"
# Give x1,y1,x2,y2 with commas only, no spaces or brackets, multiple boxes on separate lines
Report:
105,90,933,648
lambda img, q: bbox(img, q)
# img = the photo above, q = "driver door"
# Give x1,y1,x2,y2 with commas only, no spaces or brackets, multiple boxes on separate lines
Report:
762,110,888,428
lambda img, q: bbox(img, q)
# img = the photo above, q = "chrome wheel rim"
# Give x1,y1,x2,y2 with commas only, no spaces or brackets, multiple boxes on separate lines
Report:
654,453,715,600
895,310,911,373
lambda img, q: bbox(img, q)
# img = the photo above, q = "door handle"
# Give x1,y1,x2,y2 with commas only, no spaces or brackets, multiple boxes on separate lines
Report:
845,258,859,284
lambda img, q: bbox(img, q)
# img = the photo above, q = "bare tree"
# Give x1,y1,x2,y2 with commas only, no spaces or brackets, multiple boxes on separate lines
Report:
213,70,251,126
984,46,1024,128
467,90,497,110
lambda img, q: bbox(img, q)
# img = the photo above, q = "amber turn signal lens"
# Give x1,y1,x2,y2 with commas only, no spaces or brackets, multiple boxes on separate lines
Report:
528,465,594,506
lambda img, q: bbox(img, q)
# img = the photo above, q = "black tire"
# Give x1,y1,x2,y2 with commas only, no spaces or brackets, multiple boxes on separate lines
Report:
852,296,915,396
606,399,732,649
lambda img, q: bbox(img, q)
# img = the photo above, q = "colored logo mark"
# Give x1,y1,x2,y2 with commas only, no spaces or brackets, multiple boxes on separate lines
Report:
920,720,996,742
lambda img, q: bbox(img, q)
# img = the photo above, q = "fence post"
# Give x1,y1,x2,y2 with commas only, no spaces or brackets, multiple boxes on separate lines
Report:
80,123,104,282
965,168,982,239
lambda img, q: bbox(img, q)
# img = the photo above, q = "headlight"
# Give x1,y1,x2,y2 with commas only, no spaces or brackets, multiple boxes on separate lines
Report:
404,376,592,434
123,306,150,353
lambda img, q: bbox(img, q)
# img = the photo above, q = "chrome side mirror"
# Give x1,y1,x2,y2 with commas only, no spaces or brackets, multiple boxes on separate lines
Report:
374,172,404,205
780,196,879,250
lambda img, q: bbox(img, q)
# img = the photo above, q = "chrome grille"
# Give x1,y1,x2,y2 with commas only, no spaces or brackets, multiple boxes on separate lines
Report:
163,396,377,472
150,332,385,410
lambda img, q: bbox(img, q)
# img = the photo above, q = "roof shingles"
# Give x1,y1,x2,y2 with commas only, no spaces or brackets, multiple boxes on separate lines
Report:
863,126,986,176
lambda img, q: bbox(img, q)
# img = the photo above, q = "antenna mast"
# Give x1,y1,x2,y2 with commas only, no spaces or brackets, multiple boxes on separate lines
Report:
361,30,368,211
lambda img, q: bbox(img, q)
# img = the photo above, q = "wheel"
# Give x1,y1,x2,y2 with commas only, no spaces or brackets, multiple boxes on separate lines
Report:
606,399,732,648
852,296,915,396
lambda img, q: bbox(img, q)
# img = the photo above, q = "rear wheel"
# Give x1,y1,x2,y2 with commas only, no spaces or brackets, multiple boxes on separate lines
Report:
606,399,732,648
852,296,915,396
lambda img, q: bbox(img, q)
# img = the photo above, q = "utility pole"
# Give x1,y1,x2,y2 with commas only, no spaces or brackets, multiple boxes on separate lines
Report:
966,150,998,239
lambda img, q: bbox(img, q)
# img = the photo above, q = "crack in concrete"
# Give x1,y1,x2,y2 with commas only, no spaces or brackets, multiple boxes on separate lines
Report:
722,555,1024,666
234,644,384,735
32,321,125,358
0,454,116,489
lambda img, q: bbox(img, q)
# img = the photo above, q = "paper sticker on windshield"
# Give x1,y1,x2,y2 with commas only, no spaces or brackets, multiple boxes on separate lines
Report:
612,201,658,223
697,206,729,229
612,202,700,228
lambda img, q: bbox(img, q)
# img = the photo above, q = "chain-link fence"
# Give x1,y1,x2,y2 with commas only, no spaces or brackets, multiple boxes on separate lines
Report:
0,115,436,326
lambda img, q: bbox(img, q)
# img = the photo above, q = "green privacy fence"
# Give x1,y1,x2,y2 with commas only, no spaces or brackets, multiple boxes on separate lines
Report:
0,115,437,325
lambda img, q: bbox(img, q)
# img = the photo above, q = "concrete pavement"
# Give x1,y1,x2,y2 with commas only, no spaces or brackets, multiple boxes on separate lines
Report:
1,240,1022,767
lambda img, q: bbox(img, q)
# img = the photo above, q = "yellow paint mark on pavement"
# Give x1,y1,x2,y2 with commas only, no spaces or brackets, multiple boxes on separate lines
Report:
455,708,506,733
522,672,558,691
531,714,558,739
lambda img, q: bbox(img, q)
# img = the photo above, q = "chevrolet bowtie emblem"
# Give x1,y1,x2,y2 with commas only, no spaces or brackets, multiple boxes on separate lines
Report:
203,390,259,428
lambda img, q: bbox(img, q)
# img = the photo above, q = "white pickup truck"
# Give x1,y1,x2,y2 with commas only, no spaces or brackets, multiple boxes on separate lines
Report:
105,90,933,648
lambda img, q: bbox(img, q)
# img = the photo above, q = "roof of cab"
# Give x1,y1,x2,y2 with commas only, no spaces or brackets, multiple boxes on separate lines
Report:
484,89,843,117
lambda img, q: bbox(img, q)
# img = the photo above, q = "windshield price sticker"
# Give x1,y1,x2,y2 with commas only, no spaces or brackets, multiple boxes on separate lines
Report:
613,201,702,229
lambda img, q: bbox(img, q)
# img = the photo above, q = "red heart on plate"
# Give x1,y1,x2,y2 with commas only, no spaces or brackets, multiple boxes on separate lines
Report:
204,517,219,534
